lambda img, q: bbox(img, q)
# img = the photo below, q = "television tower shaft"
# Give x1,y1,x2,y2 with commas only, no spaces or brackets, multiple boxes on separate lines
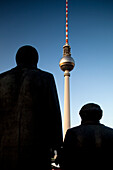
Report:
59,0,75,138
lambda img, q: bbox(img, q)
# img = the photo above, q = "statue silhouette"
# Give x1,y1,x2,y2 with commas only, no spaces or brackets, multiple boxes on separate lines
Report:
0,45,63,170
63,103,113,170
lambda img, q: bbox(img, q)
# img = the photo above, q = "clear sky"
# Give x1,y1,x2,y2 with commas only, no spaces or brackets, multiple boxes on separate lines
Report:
0,0,113,129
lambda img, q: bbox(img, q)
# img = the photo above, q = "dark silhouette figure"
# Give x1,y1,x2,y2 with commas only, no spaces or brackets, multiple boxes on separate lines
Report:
63,103,113,169
0,45,63,170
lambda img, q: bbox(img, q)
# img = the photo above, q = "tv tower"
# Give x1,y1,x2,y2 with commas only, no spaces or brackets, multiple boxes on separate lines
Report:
59,0,75,138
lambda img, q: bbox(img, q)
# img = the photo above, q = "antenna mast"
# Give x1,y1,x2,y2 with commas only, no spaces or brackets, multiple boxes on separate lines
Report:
66,0,69,45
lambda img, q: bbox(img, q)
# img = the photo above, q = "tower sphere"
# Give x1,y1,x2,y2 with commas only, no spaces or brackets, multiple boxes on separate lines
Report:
59,45,75,72
59,56,75,72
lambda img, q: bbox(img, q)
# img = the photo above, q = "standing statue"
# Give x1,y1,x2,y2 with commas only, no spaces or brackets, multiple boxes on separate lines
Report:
0,45,63,170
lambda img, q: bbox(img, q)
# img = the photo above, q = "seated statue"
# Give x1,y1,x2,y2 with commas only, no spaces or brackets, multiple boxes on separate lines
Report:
63,103,113,169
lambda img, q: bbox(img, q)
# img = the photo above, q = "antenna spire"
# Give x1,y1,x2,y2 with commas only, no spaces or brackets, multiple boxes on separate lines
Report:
66,0,68,45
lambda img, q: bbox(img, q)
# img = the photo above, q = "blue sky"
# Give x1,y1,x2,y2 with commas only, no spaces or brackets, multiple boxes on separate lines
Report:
0,0,113,129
